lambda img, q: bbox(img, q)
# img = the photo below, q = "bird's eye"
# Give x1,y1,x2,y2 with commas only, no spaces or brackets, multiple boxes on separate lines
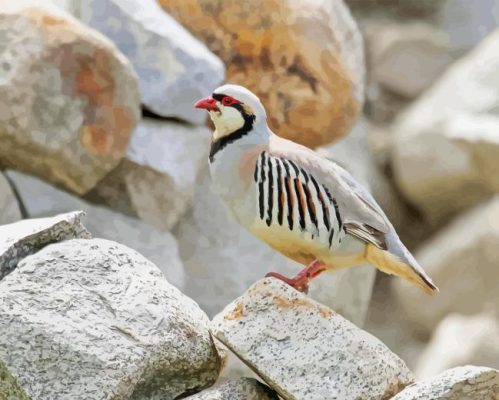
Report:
222,96,236,106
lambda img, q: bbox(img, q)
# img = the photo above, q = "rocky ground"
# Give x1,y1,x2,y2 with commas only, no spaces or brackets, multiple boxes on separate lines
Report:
1,0,499,399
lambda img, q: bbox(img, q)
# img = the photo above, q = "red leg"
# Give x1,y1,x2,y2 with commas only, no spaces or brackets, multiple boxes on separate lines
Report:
265,260,327,293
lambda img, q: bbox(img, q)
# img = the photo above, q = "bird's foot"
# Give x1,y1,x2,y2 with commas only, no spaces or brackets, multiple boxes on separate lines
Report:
265,260,327,293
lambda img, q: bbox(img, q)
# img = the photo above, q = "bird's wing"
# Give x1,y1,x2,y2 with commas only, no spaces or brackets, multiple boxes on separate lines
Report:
269,134,390,249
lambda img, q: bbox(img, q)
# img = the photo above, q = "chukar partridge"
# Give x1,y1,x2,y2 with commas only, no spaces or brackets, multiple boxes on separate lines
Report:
194,84,438,294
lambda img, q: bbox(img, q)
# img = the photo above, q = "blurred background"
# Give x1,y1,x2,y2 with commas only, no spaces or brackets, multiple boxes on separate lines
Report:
1,0,499,380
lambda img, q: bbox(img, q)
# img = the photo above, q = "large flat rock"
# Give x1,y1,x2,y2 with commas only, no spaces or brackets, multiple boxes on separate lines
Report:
392,366,499,400
211,278,414,400
0,0,140,194
6,170,185,289
80,0,224,124
0,238,223,399
0,211,90,279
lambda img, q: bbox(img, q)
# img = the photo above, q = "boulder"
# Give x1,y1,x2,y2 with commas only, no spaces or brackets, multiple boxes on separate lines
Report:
159,0,364,147
0,0,140,195
6,170,185,289
393,196,499,333
391,29,499,224
365,22,453,98
0,211,90,279
88,118,211,231
416,313,499,379
391,366,499,400
185,378,279,400
0,172,22,225
80,0,224,124
211,278,414,400
0,238,223,399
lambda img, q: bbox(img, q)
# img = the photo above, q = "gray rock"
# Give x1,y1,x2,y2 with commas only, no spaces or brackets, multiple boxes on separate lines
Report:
80,0,224,124
365,22,454,98
6,169,185,290
184,378,279,400
0,211,90,279
391,29,499,224
0,172,22,225
0,238,223,399
416,313,499,379
124,118,211,231
211,278,414,400
391,366,499,400
392,196,499,333
0,1,140,195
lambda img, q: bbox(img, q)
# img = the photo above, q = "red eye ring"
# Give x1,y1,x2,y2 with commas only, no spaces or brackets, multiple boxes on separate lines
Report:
222,96,236,106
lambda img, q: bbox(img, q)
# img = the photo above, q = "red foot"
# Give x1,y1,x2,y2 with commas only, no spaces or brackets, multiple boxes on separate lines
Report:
265,260,327,293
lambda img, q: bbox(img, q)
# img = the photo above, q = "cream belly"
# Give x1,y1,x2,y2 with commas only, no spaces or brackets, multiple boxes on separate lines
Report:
249,221,366,270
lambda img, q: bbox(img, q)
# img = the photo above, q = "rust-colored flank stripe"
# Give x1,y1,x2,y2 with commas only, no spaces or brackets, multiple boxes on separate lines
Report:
294,178,306,231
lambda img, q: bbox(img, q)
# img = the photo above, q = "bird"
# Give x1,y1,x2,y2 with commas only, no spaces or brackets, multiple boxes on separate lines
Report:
194,84,438,294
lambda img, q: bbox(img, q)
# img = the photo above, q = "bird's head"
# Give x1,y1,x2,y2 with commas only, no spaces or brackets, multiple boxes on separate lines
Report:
194,84,267,141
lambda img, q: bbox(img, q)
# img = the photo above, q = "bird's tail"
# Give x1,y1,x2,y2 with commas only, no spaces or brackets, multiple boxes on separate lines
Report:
365,243,438,295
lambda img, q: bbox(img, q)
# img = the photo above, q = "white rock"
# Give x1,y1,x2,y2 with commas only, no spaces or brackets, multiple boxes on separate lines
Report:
391,30,499,223
0,238,223,399
365,22,453,98
80,0,224,124
391,365,499,400
211,278,414,400
0,211,90,279
185,378,279,400
6,170,185,289
0,0,140,195
393,196,499,333
416,313,499,379
0,172,22,225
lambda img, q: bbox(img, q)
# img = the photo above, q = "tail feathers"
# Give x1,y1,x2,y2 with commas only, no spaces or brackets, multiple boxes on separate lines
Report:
365,244,439,295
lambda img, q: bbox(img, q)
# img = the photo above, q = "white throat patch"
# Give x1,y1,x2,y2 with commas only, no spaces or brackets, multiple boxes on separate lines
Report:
209,105,245,140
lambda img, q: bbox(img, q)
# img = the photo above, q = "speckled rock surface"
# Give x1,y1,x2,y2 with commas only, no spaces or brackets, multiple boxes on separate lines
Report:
88,118,211,231
160,0,364,147
6,170,185,289
0,238,223,399
391,366,499,400
0,211,90,279
211,278,414,400
80,0,224,124
0,172,22,225
0,0,140,195
185,378,279,400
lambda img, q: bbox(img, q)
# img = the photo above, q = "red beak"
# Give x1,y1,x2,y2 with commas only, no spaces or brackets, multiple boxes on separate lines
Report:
194,96,220,112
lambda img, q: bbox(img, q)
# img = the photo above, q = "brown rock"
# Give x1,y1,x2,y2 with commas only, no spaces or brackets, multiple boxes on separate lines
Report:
158,0,364,147
0,1,140,194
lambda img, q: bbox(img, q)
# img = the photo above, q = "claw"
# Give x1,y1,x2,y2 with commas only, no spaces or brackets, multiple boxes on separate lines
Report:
265,260,326,293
